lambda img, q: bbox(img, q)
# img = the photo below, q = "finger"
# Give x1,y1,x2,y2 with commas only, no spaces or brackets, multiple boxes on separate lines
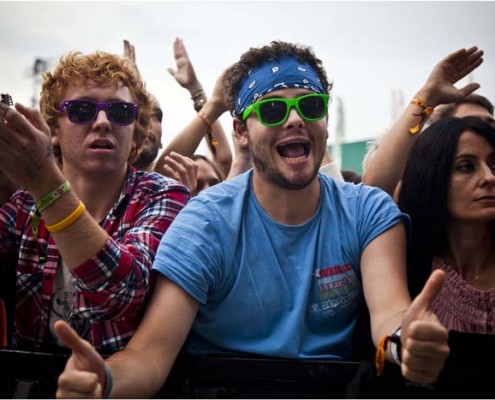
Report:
123,40,131,58
0,102,11,120
167,67,177,77
408,269,445,317
57,370,100,397
5,103,42,138
455,54,483,77
407,320,449,342
448,46,479,65
168,151,194,165
53,320,93,357
130,44,136,62
15,103,51,133
164,156,187,175
161,164,180,180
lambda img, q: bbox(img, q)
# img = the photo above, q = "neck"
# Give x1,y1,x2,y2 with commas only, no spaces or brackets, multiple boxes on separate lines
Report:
444,219,495,283
252,172,320,225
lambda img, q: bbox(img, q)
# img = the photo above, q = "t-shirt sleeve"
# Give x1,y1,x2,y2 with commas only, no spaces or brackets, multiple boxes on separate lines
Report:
152,198,223,305
356,185,410,252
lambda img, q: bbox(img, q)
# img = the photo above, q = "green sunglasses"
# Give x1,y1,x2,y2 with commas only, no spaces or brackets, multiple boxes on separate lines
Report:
242,93,330,127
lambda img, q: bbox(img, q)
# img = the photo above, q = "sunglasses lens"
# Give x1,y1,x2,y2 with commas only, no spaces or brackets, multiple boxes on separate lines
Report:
299,95,326,119
259,100,287,125
107,102,135,125
67,100,96,123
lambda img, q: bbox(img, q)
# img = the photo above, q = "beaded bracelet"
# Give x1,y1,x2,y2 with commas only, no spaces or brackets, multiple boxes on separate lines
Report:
45,202,86,233
35,180,71,212
409,98,434,135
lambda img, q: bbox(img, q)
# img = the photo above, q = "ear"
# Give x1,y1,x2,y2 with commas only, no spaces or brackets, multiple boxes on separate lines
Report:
233,117,249,148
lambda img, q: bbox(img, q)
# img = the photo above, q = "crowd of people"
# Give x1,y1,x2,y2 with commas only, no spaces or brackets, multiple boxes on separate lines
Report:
0,37,494,398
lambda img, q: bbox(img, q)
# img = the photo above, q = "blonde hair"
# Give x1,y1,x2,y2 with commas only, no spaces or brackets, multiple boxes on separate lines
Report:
39,51,151,163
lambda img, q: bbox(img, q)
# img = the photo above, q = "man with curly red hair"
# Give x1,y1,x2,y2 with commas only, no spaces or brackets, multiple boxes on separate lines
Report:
0,51,189,353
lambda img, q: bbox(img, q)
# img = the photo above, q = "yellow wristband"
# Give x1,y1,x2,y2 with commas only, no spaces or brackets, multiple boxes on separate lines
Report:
45,202,86,233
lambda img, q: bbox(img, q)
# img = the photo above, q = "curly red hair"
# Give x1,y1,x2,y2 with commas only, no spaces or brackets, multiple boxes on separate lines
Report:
39,51,152,164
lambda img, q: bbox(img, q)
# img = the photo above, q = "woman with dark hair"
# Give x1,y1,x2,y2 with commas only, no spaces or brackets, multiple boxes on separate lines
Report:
399,116,495,333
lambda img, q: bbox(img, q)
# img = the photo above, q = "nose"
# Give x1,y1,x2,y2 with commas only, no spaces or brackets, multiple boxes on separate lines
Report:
284,105,304,128
480,163,495,187
93,110,111,132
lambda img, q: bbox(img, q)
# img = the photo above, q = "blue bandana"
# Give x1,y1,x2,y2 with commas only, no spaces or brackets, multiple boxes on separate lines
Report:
235,56,331,116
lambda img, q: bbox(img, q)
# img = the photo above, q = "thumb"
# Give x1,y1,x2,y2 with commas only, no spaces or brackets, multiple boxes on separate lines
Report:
408,269,445,318
458,82,481,98
54,320,102,369
167,67,177,77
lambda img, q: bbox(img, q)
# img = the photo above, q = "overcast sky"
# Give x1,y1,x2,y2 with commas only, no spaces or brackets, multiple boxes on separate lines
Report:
1,1,494,153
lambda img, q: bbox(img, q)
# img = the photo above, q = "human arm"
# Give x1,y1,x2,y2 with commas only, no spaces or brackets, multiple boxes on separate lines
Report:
0,103,190,320
0,103,110,268
71,175,189,320
161,38,232,177
55,275,199,399
361,223,449,384
362,46,484,196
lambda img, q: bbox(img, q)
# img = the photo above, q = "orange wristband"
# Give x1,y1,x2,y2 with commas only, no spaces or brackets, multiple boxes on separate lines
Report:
197,110,218,155
409,98,434,135
375,334,392,376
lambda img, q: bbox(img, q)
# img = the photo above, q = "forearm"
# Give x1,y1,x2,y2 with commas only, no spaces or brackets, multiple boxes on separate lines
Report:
106,348,173,398
155,100,226,174
210,120,232,178
362,87,441,195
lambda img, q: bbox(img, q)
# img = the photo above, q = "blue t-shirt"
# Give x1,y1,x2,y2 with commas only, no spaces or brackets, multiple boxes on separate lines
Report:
153,171,408,360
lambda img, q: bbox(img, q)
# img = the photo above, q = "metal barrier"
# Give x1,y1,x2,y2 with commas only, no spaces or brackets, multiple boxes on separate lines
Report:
1,331,494,399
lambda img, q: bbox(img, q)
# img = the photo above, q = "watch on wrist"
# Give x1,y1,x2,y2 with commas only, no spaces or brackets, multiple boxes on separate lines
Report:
390,327,402,365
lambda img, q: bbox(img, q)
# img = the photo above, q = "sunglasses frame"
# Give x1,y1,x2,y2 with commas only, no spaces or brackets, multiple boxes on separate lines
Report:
58,99,138,126
242,93,330,127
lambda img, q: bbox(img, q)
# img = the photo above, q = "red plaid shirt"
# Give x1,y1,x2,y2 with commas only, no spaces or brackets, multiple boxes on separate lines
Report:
0,169,189,353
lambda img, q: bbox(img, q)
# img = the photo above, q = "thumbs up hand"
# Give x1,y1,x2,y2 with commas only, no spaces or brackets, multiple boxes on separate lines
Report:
399,269,450,384
54,320,107,399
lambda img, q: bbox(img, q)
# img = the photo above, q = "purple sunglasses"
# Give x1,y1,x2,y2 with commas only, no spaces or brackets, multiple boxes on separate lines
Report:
58,99,138,126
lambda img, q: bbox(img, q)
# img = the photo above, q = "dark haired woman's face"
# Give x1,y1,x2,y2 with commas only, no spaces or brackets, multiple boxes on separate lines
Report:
447,130,495,222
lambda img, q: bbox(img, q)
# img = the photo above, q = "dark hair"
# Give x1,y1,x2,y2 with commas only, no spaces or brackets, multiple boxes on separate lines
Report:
398,116,495,296
430,94,494,124
341,169,362,184
223,41,332,118
191,154,225,181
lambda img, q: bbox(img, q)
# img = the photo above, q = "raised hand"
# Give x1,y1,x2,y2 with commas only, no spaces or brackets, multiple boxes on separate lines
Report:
399,269,450,384
0,102,58,192
54,320,107,399
123,39,142,79
160,151,199,196
167,38,201,92
421,46,483,106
